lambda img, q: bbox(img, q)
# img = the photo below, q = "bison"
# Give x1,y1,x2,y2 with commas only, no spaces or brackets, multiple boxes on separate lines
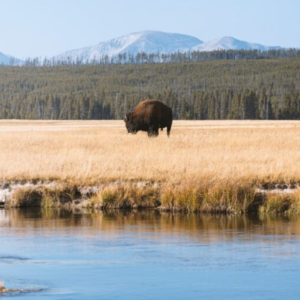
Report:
124,100,173,137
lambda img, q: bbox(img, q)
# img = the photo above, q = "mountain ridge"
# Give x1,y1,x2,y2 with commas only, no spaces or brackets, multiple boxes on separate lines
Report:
192,36,281,52
0,31,284,65
54,31,282,62
55,31,203,62
0,51,22,65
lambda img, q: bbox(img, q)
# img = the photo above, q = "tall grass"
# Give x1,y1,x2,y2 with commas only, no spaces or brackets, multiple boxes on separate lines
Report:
1,120,300,212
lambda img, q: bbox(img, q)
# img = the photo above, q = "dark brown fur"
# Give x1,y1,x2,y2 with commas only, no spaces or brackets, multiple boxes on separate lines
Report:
124,100,173,137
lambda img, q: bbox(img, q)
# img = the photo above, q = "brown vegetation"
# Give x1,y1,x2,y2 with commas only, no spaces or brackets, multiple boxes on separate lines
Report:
1,120,300,213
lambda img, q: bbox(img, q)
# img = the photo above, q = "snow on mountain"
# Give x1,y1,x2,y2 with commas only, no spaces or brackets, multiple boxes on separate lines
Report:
2,32,282,65
55,31,203,61
0,50,22,65
192,36,281,52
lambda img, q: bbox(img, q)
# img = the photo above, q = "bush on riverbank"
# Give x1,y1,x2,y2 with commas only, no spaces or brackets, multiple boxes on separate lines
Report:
8,183,82,208
259,190,300,214
160,183,257,213
4,181,300,215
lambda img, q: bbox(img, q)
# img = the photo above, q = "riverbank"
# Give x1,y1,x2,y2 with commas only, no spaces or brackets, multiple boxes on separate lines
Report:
1,179,300,214
1,120,300,214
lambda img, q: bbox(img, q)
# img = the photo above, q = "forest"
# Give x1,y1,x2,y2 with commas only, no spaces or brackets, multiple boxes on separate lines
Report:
1,50,300,120
17,48,300,66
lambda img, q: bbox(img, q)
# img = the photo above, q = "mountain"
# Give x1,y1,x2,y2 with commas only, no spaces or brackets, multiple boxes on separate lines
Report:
54,32,282,63
192,36,281,52
2,32,282,65
55,31,203,61
0,50,22,65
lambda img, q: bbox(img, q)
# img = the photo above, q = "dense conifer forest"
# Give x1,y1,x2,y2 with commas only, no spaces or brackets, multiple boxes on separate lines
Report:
1,50,300,120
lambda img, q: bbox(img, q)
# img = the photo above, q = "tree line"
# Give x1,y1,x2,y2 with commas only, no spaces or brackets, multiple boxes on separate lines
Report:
7,48,300,67
1,57,300,120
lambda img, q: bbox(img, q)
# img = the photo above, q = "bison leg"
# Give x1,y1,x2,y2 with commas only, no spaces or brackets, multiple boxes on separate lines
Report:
148,126,159,137
167,124,172,137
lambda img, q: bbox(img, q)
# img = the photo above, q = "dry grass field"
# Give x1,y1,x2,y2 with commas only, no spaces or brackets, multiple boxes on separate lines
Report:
1,120,300,213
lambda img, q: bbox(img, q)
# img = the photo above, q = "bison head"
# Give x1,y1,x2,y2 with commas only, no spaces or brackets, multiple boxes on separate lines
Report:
124,113,138,134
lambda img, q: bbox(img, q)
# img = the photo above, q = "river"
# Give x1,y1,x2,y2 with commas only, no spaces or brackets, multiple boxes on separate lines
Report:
1,208,300,299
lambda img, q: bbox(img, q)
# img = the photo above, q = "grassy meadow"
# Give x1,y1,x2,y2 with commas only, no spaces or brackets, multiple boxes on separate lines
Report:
1,120,300,213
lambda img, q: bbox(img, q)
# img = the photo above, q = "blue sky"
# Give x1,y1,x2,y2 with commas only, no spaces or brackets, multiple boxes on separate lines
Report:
0,0,299,59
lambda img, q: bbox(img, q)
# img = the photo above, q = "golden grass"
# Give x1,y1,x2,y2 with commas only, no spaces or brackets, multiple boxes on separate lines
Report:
259,190,300,214
1,120,300,183
1,120,300,212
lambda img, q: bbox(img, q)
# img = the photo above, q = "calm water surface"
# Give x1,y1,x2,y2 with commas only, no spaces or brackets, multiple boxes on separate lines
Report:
0,208,300,299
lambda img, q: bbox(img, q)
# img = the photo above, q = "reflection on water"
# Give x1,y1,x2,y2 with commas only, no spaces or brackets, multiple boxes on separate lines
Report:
1,208,300,300
2,208,300,238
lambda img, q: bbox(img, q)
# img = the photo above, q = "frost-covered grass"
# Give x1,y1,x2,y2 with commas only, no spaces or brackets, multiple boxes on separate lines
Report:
1,120,300,213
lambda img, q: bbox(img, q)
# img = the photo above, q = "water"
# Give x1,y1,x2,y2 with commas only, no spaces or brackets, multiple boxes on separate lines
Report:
1,208,300,299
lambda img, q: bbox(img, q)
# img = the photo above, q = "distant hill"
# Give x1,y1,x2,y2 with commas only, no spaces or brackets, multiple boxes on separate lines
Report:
0,50,22,65
192,36,281,52
54,31,282,62
1,31,285,65
55,31,202,62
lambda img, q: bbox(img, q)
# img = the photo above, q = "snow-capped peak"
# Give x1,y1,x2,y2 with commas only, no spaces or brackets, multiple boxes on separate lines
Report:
192,36,281,52
55,31,203,61
1,32,283,65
